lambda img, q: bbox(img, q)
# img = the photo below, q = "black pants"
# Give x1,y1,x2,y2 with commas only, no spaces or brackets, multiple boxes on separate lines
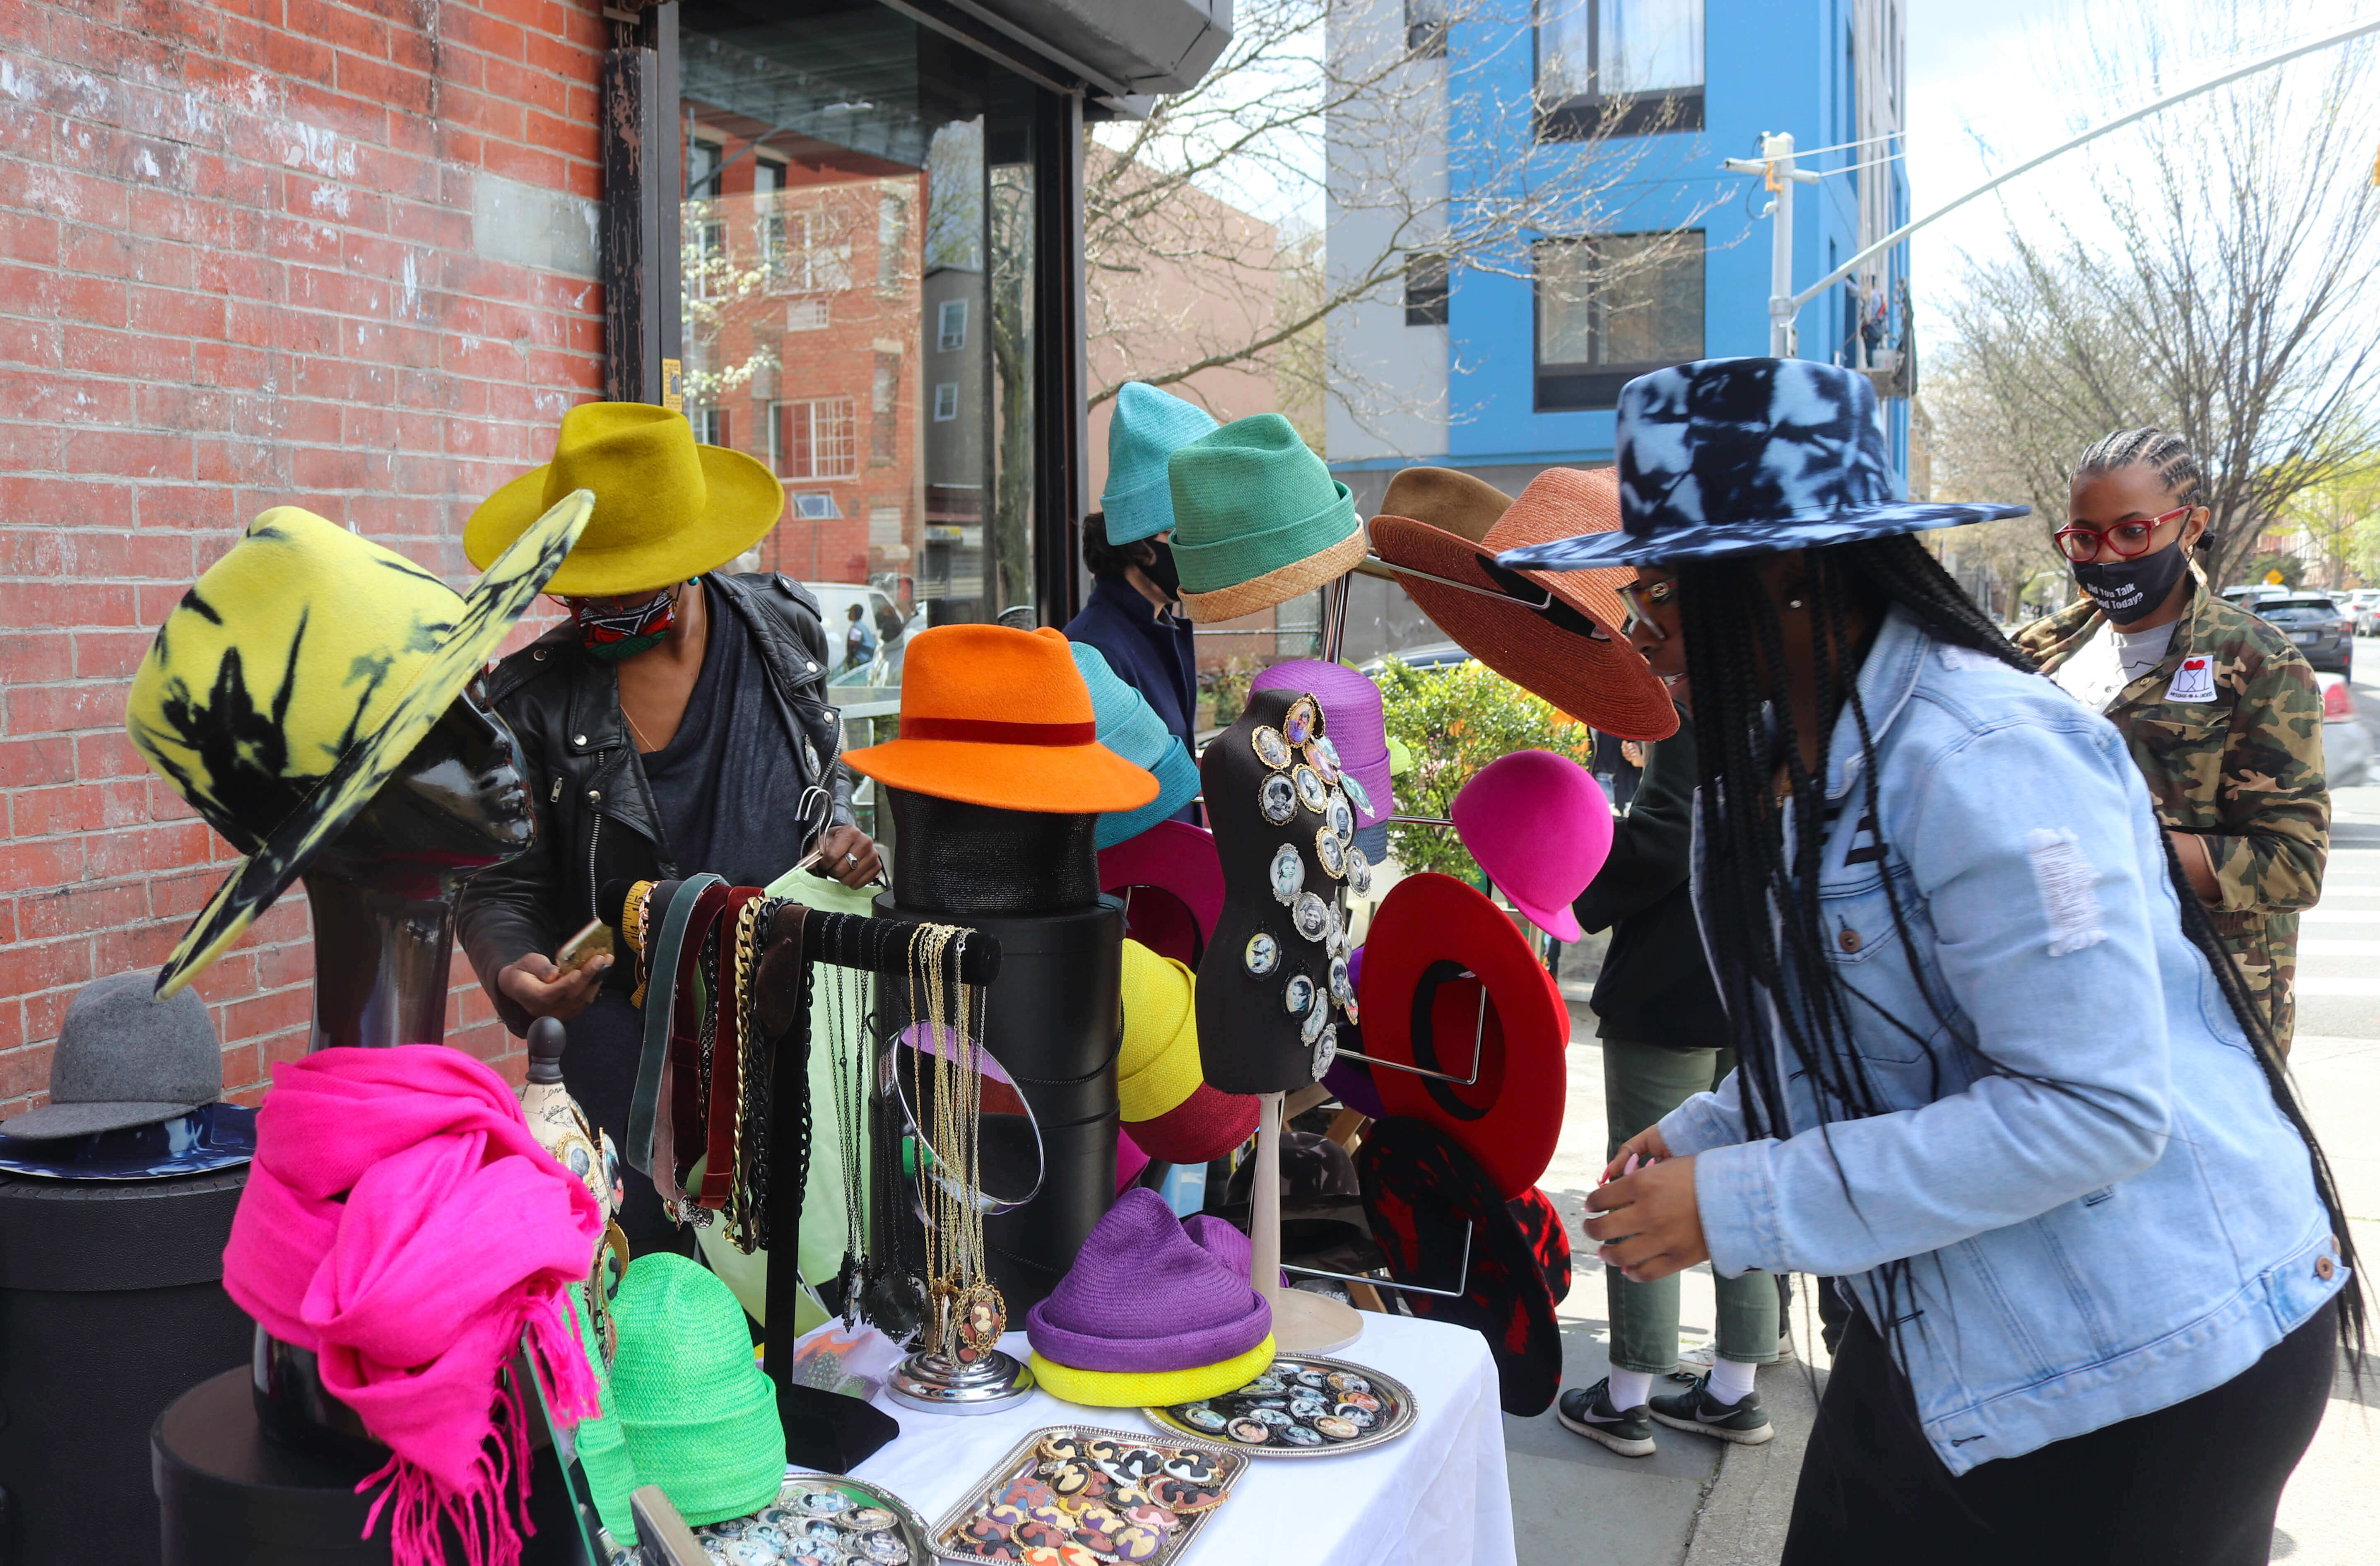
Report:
1783,1297,2337,1566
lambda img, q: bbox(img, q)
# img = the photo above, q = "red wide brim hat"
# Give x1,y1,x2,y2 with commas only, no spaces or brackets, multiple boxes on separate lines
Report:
1356,872,1569,1201
1368,467,1679,743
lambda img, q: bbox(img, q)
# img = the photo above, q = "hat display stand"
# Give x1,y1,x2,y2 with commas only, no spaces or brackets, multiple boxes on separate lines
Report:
1249,1093,1364,1355
873,787,1125,1405
152,694,573,1565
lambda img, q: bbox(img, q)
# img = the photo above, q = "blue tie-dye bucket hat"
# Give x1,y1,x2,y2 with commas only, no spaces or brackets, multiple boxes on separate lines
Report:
1497,359,2027,570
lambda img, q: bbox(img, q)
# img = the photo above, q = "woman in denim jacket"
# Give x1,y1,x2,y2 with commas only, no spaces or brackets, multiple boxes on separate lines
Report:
1501,359,2359,1564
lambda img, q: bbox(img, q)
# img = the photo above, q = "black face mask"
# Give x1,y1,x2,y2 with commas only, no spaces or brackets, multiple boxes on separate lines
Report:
1140,538,1182,601
2072,539,2189,626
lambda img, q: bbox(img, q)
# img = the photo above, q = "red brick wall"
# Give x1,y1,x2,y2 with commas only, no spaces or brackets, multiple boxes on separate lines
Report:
0,0,609,1110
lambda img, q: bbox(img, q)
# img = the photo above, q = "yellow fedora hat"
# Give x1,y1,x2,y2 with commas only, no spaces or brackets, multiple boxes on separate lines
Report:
465,402,783,596
126,493,594,997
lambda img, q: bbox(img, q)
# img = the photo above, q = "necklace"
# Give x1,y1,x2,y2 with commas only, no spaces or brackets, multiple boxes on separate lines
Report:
824,951,872,1325
621,700,658,753
906,923,1002,1362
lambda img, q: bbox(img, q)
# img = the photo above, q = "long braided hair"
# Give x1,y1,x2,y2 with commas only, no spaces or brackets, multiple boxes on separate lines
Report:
2074,427,2209,510
1678,531,2363,1371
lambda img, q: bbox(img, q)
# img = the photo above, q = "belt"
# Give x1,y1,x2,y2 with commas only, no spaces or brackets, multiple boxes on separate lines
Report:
629,873,724,1176
699,887,768,1210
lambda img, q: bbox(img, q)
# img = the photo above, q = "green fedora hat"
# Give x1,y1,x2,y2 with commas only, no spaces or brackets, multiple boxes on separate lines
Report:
608,1253,784,1527
1167,414,1365,622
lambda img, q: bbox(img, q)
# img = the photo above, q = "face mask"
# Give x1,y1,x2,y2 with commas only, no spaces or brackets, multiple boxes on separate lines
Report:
2071,539,2189,626
574,586,678,661
1141,538,1181,601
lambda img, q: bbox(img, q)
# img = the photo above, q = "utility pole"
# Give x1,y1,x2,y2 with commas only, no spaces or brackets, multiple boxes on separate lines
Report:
1723,134,1822,355
1735,16,2380,355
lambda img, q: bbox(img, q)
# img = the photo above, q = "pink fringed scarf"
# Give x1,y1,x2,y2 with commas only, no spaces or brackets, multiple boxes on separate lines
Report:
223,1045,605,1566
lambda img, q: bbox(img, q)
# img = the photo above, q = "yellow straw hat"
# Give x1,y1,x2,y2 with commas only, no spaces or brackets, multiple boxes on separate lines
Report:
465,402,783,596
125,494,593,996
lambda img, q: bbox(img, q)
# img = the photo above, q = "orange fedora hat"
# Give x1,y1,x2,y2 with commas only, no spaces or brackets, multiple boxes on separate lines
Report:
843,625,1159,813
1369,467,1678,742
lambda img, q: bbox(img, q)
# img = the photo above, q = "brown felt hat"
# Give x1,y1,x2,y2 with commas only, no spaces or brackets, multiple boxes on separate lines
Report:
1370,467,1677,742
1377,467,1513,543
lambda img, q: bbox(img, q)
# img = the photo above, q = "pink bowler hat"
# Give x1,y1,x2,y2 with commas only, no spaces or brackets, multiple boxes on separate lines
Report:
1451,750,1612,942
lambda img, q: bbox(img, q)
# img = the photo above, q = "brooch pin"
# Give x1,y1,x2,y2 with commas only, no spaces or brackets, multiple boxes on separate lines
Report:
1245,930,1279,977
1252,726,1292,771
1269,843,1306,905
1292,765,1327,814
1259,772,1296,825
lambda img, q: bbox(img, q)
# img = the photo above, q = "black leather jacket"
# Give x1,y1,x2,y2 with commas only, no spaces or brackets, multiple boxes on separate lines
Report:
457,571,855,1036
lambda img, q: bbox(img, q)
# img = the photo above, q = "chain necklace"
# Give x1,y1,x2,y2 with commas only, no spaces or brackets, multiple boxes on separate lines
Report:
824,950,873,1326
906,922,1002,1362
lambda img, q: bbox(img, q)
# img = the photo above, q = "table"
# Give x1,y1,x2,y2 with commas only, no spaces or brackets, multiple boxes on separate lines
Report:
835,1311,1517,1566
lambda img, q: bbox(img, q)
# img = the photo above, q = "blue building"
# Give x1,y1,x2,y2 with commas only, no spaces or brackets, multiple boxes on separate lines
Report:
1327,0,1913,618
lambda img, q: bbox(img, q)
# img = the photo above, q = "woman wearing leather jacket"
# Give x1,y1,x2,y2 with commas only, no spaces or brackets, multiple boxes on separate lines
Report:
455,404,881,1251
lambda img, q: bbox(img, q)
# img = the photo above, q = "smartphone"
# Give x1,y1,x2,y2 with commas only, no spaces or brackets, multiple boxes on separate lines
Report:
556,918,614,975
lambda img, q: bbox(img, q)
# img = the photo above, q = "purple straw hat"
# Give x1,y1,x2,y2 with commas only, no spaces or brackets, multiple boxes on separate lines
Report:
1026,1188,1271,1375
1250,659,1395,827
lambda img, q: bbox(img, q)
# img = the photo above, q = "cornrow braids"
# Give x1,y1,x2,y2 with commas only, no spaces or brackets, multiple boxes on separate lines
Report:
2074,427,2209,512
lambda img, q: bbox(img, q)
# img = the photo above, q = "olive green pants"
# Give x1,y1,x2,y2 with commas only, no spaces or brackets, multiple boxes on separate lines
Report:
1601,1038,1780,1373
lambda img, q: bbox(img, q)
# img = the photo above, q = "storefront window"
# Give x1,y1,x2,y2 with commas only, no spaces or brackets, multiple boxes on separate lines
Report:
678,4,1041,714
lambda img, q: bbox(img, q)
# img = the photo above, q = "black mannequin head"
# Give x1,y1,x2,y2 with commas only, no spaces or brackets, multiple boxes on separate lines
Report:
1195,686,1357,1094
885,787,1100,917
305,678,534,897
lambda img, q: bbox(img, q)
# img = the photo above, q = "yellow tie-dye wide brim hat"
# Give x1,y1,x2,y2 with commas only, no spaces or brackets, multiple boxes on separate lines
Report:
125,492,594,997
465,401,784,597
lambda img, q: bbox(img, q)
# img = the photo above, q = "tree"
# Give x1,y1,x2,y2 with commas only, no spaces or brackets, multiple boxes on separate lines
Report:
1925,3,2380,589
1084,0,1713,430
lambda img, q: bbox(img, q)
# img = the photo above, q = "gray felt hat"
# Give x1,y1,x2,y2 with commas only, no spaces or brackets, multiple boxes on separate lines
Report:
1,972,222,1139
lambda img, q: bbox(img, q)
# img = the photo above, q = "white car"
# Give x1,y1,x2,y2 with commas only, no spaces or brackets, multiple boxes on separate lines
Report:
2315,672,2372,787
803,581,923,686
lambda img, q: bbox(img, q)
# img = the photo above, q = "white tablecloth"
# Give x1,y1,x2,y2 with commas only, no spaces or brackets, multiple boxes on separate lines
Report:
839,1312,1516,1566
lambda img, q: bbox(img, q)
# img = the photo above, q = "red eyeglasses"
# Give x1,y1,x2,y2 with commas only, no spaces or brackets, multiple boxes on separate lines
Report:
2052,506,2190,563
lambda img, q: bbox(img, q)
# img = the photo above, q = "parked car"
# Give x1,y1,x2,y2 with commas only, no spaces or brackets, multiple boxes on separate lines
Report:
2250,595,2354,676
2219,584,2293,610
2315,673,2372,787
1356,641,1476,679
2346,589,2380,638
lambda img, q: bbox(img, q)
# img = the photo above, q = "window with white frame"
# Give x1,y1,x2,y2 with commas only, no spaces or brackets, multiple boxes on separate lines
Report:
932,382,959,422
765,208,853,294
937,298,968,352
774,397,858,480
693,218,727,299
1534,232,1703,411
1536,0,1705,137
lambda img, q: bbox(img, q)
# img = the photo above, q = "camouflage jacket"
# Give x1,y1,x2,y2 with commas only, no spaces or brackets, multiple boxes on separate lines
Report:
2014,569,2328,1042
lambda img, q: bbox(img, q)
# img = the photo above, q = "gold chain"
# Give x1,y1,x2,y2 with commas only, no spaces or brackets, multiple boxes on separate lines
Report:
625,879,656,1007
906,922,998,1359
725,894,762,1243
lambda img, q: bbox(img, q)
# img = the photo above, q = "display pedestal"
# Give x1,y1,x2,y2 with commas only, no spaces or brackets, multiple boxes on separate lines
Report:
1250,1093,1362,1355
153,1368,583,1566
874,895,1123,1315
0,1168,253,1566
885,1345,1036,1415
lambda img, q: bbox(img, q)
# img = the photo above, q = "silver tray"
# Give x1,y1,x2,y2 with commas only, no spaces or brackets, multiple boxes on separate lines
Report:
927,1424,1248,1564
1142,1354,1416,1458
688,1470,935,1565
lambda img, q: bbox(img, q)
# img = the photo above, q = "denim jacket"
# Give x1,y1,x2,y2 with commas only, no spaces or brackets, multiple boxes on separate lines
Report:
1661,607,2346,1475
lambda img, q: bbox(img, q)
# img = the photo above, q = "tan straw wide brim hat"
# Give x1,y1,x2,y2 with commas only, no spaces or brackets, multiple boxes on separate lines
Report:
1370,467,1678,742
466,402,783,596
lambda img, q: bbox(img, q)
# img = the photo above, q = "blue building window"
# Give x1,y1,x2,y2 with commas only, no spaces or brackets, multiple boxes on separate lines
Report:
1536,0,1705,139
1407,0,1450,58
1534,232,1704,411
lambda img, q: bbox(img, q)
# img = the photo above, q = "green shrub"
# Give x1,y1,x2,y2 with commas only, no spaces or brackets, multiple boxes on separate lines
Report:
1375,656,1597,885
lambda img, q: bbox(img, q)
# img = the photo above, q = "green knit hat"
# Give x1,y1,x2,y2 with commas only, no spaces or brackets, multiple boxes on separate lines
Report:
609,1253,784,1527
564,1287,644,1546
1166,413,1365,623
1103,382,1220,545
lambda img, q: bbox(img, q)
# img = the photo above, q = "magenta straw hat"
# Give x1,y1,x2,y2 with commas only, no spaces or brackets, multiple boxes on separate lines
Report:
1250,659,1395,827
1026,1188,1271,1376
1451,750,1613,942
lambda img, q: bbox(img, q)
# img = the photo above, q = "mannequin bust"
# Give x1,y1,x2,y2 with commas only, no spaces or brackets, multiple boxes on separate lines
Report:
1196,686,1359,1095
256,679,538,1451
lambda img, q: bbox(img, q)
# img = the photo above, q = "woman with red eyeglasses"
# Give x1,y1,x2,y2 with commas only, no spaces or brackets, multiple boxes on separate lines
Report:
2015,428,2328,1051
